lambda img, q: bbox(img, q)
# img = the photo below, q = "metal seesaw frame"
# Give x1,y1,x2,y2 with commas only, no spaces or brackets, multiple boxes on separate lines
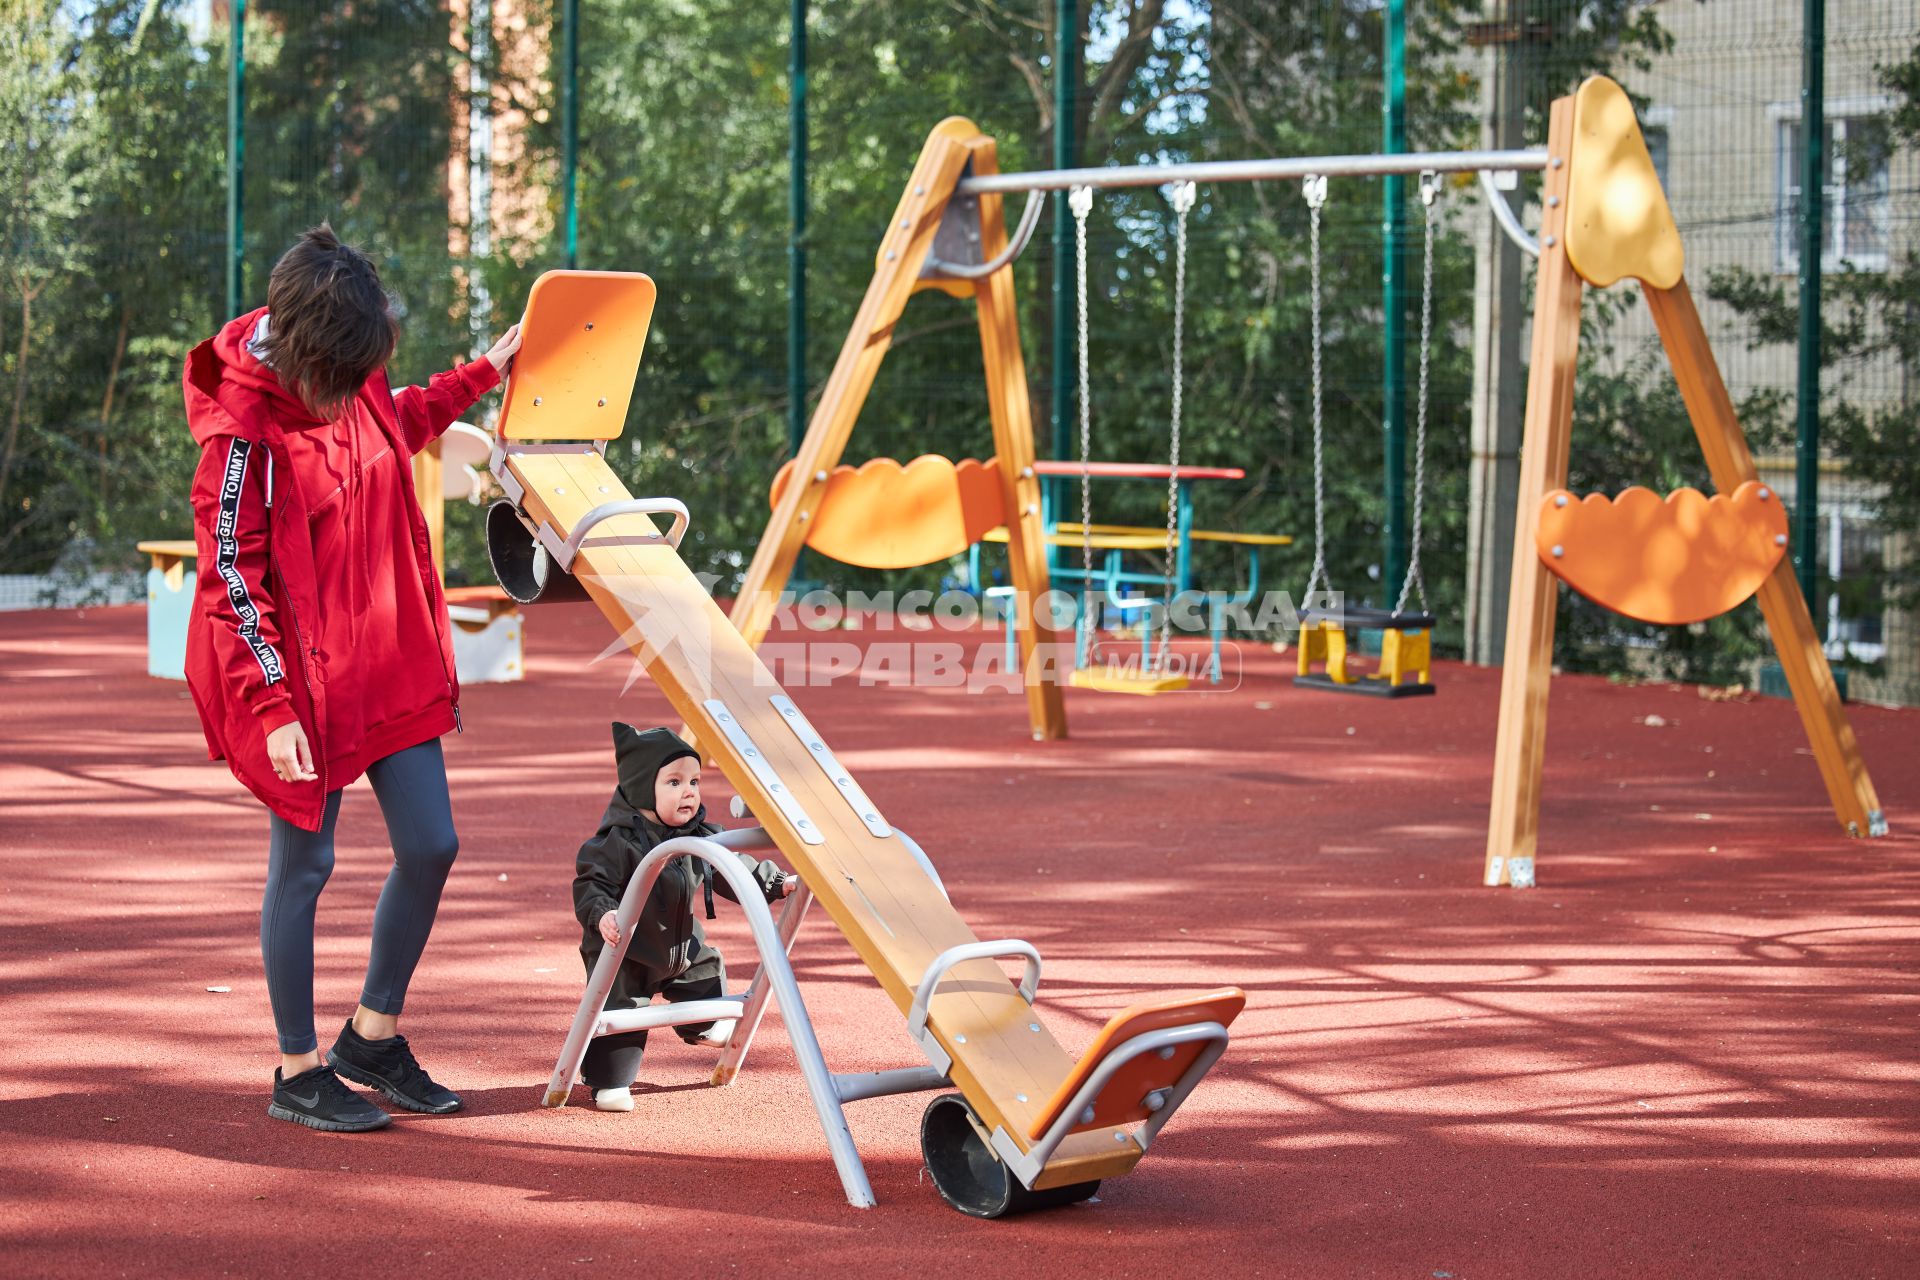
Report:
541,823,1232,1211
541,825,959,1210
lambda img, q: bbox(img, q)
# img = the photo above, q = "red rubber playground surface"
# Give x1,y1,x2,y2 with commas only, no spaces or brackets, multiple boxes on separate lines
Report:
2,603,1917,1277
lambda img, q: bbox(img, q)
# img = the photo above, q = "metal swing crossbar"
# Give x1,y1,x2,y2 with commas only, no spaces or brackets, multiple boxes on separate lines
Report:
952,147,1548,196
925,147,1548,292
542,825,1235,1213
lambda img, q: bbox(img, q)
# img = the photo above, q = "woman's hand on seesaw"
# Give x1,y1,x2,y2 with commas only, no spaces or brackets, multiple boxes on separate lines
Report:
265,722,318,784
598,913,621,946
485,323,524,374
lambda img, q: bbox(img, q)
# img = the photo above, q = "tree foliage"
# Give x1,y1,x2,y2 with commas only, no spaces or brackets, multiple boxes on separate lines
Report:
15,0,1843,697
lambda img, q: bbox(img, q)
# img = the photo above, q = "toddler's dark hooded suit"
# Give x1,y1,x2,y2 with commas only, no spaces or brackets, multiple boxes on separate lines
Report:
572,724,787,1090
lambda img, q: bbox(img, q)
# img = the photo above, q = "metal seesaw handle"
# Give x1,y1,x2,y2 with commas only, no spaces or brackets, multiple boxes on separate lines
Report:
991,1019,1232,1188
907,940,1042,1039
555,497,691,571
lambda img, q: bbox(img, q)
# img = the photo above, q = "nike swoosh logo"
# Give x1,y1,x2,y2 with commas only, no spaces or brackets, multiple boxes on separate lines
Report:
288,1091,320,1108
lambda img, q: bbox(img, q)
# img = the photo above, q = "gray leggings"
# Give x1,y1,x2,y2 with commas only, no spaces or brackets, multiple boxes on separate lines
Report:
262,739,459,1054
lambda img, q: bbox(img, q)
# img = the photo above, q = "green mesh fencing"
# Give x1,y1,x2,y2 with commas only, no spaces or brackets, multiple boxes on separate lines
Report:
3,1,1914,704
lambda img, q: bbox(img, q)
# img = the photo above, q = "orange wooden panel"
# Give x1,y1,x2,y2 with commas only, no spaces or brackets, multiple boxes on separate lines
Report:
1028,988,1246,1141
768,454,1006,569
1536,481,1787,625
497,270,656,441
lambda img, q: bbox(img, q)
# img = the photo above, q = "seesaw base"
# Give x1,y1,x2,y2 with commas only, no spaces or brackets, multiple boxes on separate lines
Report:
921,1094,1101,1219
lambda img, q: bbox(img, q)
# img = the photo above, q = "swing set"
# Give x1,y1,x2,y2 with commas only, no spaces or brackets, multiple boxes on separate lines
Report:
721,76,1881,879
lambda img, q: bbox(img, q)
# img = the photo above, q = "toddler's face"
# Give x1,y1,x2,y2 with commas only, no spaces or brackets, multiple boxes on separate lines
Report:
652,759,701,826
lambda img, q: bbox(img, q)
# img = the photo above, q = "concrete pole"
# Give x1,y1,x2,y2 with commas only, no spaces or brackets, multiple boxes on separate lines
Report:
1463,6,1526,665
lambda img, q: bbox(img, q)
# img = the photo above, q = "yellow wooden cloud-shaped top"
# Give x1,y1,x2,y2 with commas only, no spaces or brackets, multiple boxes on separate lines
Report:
1564,76,1685,290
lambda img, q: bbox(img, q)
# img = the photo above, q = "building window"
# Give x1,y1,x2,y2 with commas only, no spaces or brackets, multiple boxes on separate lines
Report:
1644,124,1670,193
1774,101,1892,273
1641,105,1673,196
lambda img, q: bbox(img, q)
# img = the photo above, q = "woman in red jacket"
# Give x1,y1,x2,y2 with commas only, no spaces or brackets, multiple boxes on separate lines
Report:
184,224,522,1133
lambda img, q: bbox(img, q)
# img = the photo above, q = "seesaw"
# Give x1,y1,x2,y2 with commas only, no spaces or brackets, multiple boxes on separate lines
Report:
483,268,1244,1216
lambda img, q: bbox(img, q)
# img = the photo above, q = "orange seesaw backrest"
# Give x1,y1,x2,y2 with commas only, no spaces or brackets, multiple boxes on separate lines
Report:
1029,987,1246,1142
497,270,657,442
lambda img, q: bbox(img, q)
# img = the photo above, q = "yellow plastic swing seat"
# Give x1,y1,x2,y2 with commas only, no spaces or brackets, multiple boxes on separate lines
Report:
1068,666,1190,695
770,454,1007,570
1535,481,1788,626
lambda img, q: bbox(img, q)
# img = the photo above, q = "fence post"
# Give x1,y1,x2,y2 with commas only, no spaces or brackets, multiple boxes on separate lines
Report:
1381,0,1409,602
225,0,246,319
1795,0,1824,609
561,0,580,268
788,0,808,461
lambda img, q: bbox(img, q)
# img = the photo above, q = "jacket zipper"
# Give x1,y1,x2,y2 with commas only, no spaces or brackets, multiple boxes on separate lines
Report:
266,444,328,800
672,858,694,977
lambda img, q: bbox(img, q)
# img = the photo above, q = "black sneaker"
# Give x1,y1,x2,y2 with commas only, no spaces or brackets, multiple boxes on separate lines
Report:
267,1063,393,1133
327,1019,463,1115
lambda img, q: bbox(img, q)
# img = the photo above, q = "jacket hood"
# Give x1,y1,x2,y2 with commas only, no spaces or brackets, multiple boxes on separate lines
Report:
183,308,328,446
612,723,701,813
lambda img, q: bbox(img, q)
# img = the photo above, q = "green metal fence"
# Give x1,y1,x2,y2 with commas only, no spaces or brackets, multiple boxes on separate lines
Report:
3,1,1915,705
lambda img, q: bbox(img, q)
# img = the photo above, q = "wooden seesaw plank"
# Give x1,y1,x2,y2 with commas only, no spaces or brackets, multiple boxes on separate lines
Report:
502,447,1144,1189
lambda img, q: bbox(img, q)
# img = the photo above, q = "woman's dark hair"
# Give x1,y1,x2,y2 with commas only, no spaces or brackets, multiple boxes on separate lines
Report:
257,223,400,419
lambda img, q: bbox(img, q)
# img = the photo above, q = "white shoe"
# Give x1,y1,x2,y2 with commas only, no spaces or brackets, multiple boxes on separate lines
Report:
593,1087,634,1112
695,1020,736,1048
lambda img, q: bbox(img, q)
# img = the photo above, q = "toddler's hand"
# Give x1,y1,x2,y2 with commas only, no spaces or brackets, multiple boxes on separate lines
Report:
598,913,621,946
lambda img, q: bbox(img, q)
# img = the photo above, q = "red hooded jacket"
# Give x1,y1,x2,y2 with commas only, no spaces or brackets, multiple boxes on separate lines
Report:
183,308,502,831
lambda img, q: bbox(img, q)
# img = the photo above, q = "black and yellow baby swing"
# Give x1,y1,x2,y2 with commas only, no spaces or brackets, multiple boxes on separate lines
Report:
1294,170,1440,698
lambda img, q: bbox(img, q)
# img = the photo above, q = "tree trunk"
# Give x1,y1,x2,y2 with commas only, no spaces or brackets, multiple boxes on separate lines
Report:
98,301,131,512
0,277,36,522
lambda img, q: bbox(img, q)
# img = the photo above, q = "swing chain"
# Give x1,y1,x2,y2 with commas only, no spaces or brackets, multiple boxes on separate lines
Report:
1394,171,1439,616
1301,174,1329,610
1070,186,1096,645
1157,181,1196,666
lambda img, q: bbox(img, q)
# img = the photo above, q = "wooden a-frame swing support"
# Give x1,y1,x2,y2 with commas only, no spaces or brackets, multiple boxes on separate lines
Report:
727,119,1069,741
1484,77,1886,887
